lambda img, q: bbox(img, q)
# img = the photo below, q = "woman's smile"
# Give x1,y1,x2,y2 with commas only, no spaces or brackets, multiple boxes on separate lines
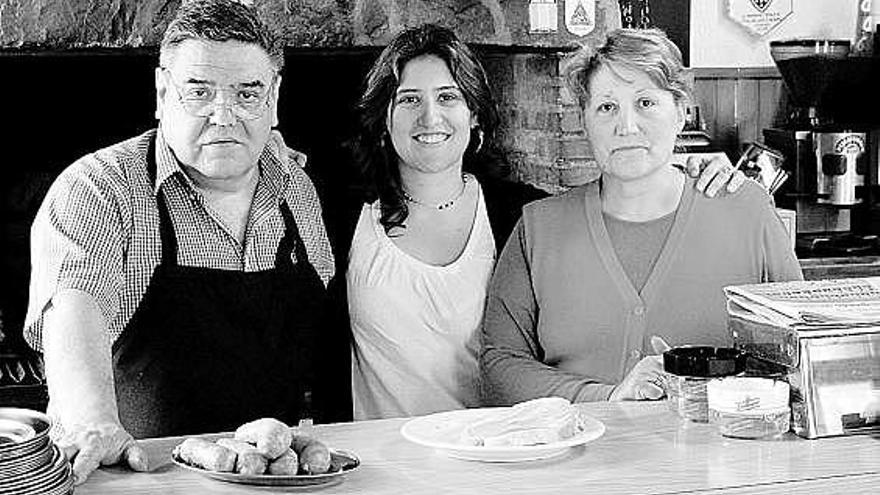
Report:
413,132,452,145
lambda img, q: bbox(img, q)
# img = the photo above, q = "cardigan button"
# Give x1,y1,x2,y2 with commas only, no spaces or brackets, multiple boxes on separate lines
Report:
633,305,645,316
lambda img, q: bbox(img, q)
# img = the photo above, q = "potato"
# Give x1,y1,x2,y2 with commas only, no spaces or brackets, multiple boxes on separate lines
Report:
234,418,292,460
267,448,299,475
173,438,236,472
291,434,331,474
216,438,267,475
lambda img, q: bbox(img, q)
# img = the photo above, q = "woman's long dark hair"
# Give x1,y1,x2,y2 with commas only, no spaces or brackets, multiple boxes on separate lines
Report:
353,24,500,233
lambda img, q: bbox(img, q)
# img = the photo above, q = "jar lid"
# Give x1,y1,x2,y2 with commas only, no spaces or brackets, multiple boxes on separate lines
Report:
707,377,790,412
663,346,745,377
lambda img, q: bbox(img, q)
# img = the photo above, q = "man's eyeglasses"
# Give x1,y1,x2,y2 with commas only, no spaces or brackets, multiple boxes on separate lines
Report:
161,68,276,121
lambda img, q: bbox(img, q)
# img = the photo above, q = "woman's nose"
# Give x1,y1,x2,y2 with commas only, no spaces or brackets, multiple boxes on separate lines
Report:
418,99,443,126
615,105,639,136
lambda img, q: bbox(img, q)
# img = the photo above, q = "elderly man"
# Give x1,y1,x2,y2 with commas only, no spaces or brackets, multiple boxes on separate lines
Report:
25,0,340,484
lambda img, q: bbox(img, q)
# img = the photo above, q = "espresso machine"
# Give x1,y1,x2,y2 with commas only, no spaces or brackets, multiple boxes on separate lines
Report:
763,39,880,257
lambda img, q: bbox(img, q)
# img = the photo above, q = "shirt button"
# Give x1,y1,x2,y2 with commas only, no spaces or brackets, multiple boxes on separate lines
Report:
633,306,645,316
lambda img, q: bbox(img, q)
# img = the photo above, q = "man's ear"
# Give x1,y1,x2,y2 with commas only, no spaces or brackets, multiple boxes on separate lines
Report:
154,67,166,121
270,74,282,128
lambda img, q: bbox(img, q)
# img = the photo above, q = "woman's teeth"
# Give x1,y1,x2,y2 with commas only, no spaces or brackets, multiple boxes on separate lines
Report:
415,133,449,144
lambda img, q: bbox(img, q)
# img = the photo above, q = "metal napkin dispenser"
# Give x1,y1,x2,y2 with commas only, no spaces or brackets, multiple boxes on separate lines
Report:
729,316,880,439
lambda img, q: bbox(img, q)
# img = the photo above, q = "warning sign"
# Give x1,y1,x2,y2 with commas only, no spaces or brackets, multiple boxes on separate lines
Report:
565,0,595,37
727,0,793,37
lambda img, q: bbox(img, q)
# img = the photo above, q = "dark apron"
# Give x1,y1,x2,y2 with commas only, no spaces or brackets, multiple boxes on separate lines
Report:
112,138,327,438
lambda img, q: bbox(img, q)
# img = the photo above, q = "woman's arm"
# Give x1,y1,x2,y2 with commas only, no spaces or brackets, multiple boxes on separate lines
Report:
762,204,804,282
479,220,615,406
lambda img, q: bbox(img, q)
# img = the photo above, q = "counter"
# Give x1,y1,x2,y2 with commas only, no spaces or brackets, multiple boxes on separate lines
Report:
77,402,880,495
800,255,880,280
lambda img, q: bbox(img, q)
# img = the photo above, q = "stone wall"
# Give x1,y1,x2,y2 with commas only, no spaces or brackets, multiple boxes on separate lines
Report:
0,0,620,49
0,0,622,190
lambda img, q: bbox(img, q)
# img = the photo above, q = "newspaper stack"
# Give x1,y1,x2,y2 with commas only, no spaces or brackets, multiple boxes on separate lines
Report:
724,277,880,328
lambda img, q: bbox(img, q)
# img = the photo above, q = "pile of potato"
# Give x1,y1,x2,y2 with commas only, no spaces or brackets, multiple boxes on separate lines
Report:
173,418,332,475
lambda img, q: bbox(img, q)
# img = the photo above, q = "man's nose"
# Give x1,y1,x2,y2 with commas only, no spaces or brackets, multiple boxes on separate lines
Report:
615,105,639,136
207,101,238,126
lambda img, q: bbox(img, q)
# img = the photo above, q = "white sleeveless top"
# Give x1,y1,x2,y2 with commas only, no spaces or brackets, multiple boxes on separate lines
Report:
348,182,496,420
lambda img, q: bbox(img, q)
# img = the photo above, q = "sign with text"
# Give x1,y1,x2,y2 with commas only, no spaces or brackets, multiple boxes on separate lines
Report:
727,0,793,37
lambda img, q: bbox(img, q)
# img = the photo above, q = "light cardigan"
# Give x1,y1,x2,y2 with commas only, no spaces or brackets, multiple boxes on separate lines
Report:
480,177,803,405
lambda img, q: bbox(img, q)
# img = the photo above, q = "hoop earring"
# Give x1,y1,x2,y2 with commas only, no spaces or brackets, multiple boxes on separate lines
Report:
474,128,484,154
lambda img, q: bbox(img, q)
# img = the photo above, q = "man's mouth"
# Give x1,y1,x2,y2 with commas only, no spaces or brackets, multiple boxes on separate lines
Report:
613,145,648,152
204,139,240,146
413,132,451,144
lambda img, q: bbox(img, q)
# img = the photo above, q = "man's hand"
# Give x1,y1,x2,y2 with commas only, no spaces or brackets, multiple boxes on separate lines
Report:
685,154,746,198
55,421,149,485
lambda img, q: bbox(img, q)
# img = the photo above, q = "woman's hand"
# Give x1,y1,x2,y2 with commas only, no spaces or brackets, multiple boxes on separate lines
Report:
685,154,746,198
609,336,671,401
54,421,149,485
609,355,666,401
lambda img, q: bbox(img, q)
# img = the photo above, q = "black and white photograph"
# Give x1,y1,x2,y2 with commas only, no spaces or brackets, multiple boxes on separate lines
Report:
0,1,878,493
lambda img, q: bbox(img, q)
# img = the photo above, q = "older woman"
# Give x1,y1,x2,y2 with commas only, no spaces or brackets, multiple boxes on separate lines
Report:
479,28,803,405
343,25,745,420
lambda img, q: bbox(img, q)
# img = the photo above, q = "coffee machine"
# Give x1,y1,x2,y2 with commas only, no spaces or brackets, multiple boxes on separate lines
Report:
763,39,880,257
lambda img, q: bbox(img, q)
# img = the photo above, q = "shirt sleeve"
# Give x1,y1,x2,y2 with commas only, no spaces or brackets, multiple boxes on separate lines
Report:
24,160,127,351
480,218,615,406
761,201,804,283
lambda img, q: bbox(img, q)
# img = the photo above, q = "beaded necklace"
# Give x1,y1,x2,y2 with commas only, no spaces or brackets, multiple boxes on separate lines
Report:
401,174,470,210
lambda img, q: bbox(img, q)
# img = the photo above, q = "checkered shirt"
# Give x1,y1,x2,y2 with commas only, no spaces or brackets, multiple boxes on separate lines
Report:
25,128,335,351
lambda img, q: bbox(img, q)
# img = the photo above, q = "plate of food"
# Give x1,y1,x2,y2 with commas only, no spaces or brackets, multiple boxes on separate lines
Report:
171,418,360,487
400,397,604,462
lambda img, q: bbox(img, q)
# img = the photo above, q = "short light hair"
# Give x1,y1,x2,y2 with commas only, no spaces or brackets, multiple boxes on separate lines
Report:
159,0,283,71
564,28,691,108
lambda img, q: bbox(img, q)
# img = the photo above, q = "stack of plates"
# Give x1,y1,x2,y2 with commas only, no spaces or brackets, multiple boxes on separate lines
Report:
0,408,73,495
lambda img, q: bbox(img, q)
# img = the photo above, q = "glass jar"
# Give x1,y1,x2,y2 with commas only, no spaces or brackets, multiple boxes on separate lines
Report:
665,375,712,422
707,377,791,439
663,347,745,423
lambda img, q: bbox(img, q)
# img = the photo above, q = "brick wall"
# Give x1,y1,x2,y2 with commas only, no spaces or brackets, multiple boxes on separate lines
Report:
486,51,599,193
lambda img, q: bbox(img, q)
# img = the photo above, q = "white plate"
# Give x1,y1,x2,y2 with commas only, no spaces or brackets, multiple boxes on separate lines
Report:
172,448,360,487
400,408,605,462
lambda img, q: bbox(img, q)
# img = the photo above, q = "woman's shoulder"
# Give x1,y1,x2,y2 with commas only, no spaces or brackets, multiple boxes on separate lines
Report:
699,178,775,212
523,182,596,218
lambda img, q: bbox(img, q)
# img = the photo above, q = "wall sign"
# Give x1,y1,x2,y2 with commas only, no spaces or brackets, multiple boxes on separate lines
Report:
727,0,793,37
565,0,596,37
529,0,558,33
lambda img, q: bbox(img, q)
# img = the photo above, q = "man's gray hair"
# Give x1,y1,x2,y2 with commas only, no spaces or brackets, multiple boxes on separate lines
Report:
160,0,284,71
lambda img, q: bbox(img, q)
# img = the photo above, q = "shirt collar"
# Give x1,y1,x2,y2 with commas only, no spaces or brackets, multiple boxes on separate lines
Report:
152,128,302,198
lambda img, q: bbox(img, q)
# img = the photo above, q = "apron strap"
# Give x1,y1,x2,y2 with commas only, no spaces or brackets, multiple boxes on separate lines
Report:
145,134,179,266
277,201,311,268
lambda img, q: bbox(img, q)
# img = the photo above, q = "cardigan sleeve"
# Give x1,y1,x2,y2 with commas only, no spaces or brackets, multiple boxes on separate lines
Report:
479,218,615,406
760,200,804,283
